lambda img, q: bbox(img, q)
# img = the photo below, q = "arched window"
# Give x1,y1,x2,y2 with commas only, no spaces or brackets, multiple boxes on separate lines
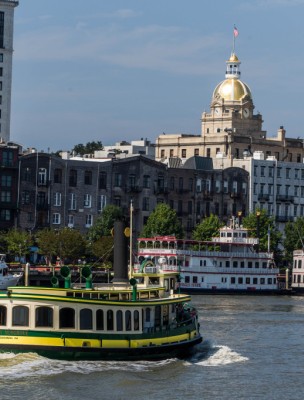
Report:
59,308,75,328
116,310,123,331
80,308,93,330
12,306,29,326
107,310,114,331
134,310,139,331
35,306,53,327
0,305,6,326
96,309,104,330
125,310,131,331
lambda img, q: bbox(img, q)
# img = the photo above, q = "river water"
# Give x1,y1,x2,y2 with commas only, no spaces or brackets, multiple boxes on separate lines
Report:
0,295,303,400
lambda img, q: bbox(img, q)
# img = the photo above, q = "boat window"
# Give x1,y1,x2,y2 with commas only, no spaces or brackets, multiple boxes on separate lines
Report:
0,305,6,326
185,276,190,283
193,276,198,284
248,261,252,268
80,308,93,330
125,310,132,331
260,278,265,284
35,306,53,327
226,261,230,268
238,277,243,284
145,308,151,322
107,310,114,330
233,261,238,268
59,307,75,329
164,279,169,291
246,277,250,284
96,309,104,330
12,306,29,327
255,262,259,269
134,310,139,331
253,278,258,284
155,306,161,328
116,310,123,331
170,278,175,289
241,261,245,268
268,278,272,284
163,305,169,326
299,260,302,269
231,277,236,284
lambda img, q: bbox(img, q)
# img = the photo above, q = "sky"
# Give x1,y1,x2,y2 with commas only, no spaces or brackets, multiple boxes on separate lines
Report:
9,0,304,152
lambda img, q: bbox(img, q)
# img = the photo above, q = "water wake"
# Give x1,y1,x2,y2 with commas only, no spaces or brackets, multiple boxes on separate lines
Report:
185,340,249,366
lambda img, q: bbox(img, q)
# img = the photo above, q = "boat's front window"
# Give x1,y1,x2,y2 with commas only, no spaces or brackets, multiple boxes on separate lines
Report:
96,309,104,330
35,306,53,328
107,310,114,330
12,306,29,327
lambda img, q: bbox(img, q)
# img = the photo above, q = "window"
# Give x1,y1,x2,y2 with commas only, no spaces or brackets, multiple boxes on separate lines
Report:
143,197,149,211
231,277,236,284
84,170,92,185
68,215,74,227
96,309,104,330
54,168,62,183
23,167,31,182
207,148,211,157
160,149,165,158
125,310,132,331
182,149,187,158
1,191,11,203
194,148,199,156
107,310,114,330
69,193,76,210
53,213,61,224
38,168,47,185
2,150,14,167
116,310,123,331
0,305,6,325
114,173,122,187
98,195,107,212
246,277,250,284
0,53,3,62
35,306,53,327
128,174,136,189
114,196,121,207
99,171,107,189
0,12,4,49
84,194,92,208
54,192,61,206
170,149,174,157
80,309,93,330
59,308,75,328
238,277,243,284
85,214,93,227
12,306,29,326
178,177,183,190
134,310,139,331
1,174,12,187
69,169,77,186
37,192,46,208
143,175,150,188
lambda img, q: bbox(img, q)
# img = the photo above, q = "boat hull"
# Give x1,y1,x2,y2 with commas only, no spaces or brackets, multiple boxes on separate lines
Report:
0,336,202,361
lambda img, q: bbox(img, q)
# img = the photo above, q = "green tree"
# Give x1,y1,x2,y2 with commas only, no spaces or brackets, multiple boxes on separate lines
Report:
284,217,304,266
72,141,103,156
88,205,123,241
36,229,59,265
192,214,224,241
91,236,114,264
2,229,33,262
142,203,183,238
242,209,282,254
57,228,87,265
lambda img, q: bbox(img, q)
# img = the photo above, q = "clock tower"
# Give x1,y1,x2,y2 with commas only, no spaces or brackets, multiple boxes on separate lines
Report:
201,52,265,159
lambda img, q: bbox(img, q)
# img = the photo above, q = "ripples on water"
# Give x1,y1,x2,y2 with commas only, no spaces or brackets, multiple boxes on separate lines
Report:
1,296,304,400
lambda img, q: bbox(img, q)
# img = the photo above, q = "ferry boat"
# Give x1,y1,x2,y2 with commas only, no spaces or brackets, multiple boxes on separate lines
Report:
134,223,280,294
0,254,22,289
0,221,202,360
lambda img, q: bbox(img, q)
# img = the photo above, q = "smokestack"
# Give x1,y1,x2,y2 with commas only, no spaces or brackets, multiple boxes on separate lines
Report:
112,220,129,284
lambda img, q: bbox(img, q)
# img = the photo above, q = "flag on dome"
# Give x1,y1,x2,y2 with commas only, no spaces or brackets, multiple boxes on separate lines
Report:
234,26,239,37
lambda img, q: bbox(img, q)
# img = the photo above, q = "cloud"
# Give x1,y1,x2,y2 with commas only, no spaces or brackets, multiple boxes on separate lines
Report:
14,23,222,76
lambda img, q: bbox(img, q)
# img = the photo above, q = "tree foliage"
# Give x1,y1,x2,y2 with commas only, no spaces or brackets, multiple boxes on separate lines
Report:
242,209,282,254
1,229,33,261
36,228,86,265
141,203,183,238
283,217,304,266
192,214,224,241
91,236,114,265
72,141,103,156
88,205,123,241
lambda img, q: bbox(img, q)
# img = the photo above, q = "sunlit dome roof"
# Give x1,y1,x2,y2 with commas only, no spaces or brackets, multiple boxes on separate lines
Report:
213,79,252,101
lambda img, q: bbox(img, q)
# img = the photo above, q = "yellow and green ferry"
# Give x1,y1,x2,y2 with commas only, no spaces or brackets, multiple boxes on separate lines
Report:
0,221,202,360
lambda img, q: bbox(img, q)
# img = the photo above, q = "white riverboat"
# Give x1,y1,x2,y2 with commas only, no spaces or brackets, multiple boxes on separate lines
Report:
291,249,304,294
0,254,22,290
135,225,280,293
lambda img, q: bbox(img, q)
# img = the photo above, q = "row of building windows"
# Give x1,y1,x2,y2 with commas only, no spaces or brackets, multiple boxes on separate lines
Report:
293,274,304,284
254,165,304,179
254,183,304,197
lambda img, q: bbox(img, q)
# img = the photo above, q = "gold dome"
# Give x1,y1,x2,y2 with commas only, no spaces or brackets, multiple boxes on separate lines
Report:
213,79,252,101
228,54,239,62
